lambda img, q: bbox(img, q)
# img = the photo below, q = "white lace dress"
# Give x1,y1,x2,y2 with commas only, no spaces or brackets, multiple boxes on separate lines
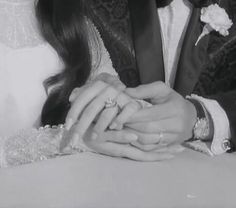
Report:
0,0,117,167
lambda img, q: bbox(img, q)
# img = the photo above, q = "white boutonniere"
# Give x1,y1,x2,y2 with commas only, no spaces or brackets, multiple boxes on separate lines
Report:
195,4,233,46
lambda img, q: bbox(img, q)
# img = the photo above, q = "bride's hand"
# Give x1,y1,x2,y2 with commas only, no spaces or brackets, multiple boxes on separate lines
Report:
69,73,126,103
65,76,141,147
81,126,184,162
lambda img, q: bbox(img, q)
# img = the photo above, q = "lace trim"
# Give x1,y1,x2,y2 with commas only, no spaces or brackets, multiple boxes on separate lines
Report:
0,125,93,168
87,20,103,72
0,137,6,167
86,19,114,81
0,0,44,49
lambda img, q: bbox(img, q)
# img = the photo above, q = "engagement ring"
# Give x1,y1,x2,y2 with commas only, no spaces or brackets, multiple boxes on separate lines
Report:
105,98,117,108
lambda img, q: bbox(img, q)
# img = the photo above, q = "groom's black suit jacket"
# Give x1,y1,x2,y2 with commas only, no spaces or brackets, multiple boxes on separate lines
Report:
91,0,236,147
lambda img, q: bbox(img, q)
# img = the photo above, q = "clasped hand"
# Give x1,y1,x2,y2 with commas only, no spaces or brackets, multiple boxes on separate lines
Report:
64,73,196,161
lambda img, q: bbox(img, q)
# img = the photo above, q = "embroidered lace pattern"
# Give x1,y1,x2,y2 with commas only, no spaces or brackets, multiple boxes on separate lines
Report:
0,0,44,48
87,19,115,80
0,125,92,168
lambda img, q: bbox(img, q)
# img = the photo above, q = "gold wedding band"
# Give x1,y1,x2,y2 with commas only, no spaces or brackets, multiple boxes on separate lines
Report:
158,132,164,143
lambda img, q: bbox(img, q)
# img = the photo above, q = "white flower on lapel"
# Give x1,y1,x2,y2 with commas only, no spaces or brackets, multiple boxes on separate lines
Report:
195,4,233,46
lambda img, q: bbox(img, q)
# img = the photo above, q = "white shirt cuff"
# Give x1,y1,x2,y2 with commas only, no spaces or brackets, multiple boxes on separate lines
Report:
190,95,231,155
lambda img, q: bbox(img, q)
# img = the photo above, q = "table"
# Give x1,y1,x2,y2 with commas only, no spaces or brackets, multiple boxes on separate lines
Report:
0,149,236,208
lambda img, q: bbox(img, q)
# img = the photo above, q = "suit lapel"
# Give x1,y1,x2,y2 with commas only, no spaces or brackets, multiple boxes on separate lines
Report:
128,0,165,84
174,7,210,96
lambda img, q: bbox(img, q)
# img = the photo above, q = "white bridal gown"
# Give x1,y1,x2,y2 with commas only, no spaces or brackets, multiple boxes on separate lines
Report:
0,0,116,167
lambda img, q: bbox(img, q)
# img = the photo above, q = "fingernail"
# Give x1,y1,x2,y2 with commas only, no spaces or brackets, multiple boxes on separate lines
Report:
69,88,79,102
69,94,75,102
91,132,98,141
124,133,138,142
65,118,73,130
69,92,76,102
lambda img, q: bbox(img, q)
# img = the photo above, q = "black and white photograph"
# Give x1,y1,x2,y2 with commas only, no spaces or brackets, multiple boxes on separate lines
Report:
0,0,236,207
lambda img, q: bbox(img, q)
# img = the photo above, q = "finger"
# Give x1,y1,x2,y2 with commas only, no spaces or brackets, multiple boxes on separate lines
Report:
92,106,119,136
97,128,163,144
126,103,176,123
65,80,108,130
126,129,179,145
126,130,164,145
69,83,99,103
154,144,185,154
92,93,135,135
130,141,165,152
86,141,174,162
72,86,120,140
100,127,173,145
95,73,126,91
126,118,182,134
93,129,139,143
69,87,80,102
98,128,176,146
115,91,134,108
91,93,135,137
125,81,172,100
131,141,185,153
109,100,142,130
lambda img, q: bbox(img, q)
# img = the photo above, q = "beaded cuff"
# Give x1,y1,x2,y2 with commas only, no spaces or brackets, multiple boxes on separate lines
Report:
0,125,91,168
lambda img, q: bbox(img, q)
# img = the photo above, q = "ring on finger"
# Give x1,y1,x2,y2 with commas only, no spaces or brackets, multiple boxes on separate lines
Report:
158,132,164,143
105,97,117,108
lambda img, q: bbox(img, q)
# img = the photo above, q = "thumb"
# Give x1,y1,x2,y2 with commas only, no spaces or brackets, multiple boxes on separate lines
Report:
125,81,171,100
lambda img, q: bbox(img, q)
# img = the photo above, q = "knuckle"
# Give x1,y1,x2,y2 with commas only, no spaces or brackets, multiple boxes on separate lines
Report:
115,83,126,91
104,85,116,95
71,87,79,95
95,80,107,88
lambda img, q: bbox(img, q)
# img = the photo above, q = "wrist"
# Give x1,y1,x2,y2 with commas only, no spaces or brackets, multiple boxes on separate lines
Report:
186,96,213,141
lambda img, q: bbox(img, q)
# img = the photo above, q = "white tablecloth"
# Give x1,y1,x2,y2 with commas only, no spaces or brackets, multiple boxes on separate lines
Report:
0,149,236,208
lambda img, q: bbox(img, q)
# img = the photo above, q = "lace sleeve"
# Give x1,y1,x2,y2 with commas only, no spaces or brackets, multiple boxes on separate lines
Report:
87,19,118,81
0,126,91,168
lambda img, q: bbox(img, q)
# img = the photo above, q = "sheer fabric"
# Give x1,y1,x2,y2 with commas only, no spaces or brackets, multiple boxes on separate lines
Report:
0,0,116,167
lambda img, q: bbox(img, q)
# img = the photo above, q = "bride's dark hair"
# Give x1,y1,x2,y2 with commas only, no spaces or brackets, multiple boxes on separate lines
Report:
36,0,92,125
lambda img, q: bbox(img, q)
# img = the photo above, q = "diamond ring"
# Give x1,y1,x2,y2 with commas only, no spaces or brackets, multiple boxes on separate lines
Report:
105,97,117,108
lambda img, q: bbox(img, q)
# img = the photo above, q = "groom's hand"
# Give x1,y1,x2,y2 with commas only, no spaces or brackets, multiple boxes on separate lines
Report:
114,82,197,146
